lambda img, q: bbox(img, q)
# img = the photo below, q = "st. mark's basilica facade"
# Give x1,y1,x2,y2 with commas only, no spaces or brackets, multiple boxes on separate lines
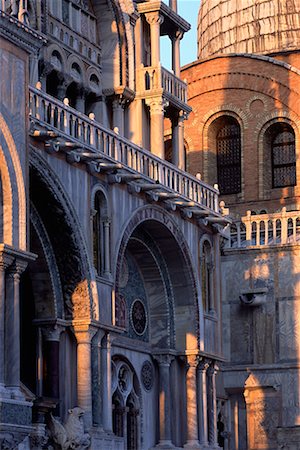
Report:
0,0,300,449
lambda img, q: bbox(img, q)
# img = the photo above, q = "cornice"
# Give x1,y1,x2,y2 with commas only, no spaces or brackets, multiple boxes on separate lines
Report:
137,1,190,33
0,10,47,54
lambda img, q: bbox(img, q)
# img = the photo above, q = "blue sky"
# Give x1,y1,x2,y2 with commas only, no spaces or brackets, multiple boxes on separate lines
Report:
161,0,200,68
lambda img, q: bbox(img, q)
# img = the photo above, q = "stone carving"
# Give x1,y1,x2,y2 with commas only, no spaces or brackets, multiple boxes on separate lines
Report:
47,408,90,450
141,361,154,391
130,299,147,336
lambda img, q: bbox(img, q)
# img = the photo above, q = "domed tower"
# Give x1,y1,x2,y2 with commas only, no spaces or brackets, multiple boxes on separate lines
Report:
198,0,300,58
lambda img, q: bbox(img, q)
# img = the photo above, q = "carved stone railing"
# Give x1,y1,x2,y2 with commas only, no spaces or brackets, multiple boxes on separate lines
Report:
225,208,300,248
29,86,219,213
48,15,100,64
137,64,188,106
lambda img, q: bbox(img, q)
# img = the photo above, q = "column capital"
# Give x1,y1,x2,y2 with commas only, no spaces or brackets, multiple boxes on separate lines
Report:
198,357,210,372
207,361,219,376
145,11,164,25
6,259,28,281
42,323,65,341
153,353,175,367
0,253,14,272
186,354,201,368
169,29,184,41
73,324,98,344
145,97,168,115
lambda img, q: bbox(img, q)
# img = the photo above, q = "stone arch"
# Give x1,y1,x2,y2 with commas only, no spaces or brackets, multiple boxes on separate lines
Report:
29,150,97,320
67,54,86,85
202,110,245,199
30,202,64,319
0,112,26,249
257,114,300,199
111,354,143,449
115,205,200,352
44,44,67,73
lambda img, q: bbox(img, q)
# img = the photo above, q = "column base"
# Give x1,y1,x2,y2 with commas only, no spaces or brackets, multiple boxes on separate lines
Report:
184,440,202,449
153,440,176,448
89,427,125,450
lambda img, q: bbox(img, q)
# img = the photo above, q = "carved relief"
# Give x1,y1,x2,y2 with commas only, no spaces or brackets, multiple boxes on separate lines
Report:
47,408,90,450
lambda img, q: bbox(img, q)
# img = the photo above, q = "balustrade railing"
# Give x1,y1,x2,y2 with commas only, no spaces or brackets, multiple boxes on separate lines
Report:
137,64,187,104
226,208,300,248
29,86,219,213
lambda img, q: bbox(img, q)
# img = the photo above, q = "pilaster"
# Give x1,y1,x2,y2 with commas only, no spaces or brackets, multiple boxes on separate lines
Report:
145,97,167,159
145,12,164,66
73,324,98,429
184,354,201,449
153,354,175,448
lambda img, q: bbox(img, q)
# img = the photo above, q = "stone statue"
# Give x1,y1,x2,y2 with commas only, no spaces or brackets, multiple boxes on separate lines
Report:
47,408,90,450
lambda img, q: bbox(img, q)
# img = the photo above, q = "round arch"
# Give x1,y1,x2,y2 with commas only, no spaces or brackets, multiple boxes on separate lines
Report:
257,114,300,199
114,206,200,352
0,112,26,249
29,151,97,320
202,111,244,198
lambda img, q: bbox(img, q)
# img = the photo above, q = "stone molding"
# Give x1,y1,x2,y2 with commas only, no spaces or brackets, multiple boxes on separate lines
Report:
0,11,46,55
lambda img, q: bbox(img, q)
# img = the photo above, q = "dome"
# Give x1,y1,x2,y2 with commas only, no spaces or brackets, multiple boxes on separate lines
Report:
198,0,300,58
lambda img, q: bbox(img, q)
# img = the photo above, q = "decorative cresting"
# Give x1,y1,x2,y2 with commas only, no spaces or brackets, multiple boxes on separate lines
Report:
115,205,200,349
0,113,26,250
198,0,300,58
29,151,97,320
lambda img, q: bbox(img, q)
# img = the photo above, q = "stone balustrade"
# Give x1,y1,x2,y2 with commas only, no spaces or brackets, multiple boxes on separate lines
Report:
29,86,219,213
48,14,100,64
226,208,300,248
137,64,188,105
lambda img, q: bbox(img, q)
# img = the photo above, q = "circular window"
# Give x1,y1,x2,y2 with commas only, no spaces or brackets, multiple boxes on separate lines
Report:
118,364,131,394
130,299,147,336
141,361,154,391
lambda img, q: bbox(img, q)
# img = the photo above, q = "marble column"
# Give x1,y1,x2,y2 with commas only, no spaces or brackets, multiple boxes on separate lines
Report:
112,97,125,137
101,333,113,432
42,324,64,400
207,362,218,447
103,218,111,275
76,88,86,114
146,98,166,159
5,260,28,398
145,12,164,67
73,325,97,429
154,354,174,448
197,359,209,447
171,31,182,77
0,252,13,394
184,355,201,449
92,329,105,428
172,111,185,170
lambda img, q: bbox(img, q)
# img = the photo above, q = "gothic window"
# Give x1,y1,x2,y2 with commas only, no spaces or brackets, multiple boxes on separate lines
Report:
271,125,296,188
201,240,213,313
217,118,241,195
93,190,110,276
112,360,141,450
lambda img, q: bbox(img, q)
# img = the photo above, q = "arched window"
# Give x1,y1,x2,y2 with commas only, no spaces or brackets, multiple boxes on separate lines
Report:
201,240,214,313
216,117,241,195
271,124,296,188
93,190,110,276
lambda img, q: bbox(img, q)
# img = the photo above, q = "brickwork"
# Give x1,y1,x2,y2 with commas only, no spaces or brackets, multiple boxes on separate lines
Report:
182,53,300,216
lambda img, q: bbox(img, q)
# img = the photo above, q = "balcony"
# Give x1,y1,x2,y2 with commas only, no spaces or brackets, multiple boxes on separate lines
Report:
29,86,222,218
225,208,300,249
137,64,191,113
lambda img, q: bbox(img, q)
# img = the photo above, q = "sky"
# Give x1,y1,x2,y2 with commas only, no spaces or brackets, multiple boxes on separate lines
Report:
161,0,200,69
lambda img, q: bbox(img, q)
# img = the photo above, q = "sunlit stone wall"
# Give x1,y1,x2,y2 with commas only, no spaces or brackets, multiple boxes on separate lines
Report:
198,0,300,58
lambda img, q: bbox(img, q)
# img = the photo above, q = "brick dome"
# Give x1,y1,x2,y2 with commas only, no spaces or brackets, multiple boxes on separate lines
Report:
198,0,300,58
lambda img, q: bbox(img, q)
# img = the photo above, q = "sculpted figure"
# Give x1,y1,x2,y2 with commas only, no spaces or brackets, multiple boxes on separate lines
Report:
47,408,90,450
